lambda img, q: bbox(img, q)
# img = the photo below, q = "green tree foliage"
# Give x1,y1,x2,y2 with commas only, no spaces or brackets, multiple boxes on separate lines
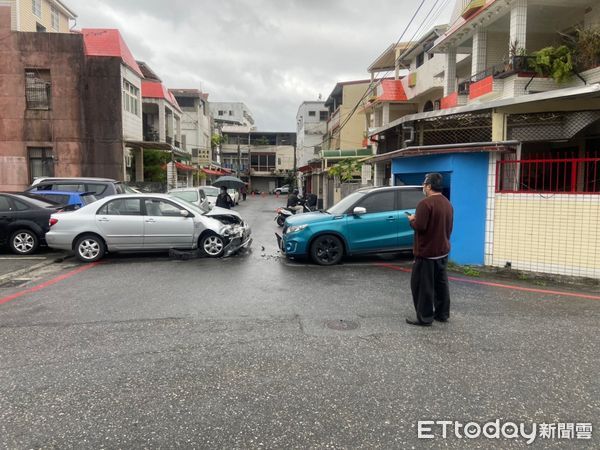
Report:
143,150,169,182
328,159,363,182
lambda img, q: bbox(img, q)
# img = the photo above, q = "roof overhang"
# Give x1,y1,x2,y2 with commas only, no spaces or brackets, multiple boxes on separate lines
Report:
368,42,412,73
369,83,600,137
125,141,190,158
364,141,518,164
54,0,77,19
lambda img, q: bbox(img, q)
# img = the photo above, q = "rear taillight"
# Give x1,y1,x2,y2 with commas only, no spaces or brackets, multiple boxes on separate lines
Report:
49,218,58,227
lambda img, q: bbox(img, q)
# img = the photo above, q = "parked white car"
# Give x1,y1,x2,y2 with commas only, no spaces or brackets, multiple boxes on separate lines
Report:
228,189,240,205
168,187,211,210
45,194,251,262
201,186,221,207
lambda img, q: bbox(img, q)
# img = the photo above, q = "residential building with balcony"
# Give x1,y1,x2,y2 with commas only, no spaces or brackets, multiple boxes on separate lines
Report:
296,101,329,168
364,0,600,278
0,0,75,32
220,131,296,193
171,89,212,169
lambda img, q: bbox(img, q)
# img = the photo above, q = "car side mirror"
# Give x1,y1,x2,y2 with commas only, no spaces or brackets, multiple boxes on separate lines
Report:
180,209,190,217
353,207,366,216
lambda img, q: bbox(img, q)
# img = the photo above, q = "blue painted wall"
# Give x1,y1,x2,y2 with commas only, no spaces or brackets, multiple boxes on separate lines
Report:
392,153,489,265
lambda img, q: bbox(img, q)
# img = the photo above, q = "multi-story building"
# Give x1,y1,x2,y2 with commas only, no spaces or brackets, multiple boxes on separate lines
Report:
296,101,329,168
170,89,212,168
210,102,255,130
220,131,296,193
0,0,75,33
364,0,600,278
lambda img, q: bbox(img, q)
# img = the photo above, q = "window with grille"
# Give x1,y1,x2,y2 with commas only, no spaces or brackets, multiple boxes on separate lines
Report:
51,5,59,29
28,148,54,182
319,111,328,121
25,70,51,110
308,111,316,117
32,0,41,17
122,79,139,116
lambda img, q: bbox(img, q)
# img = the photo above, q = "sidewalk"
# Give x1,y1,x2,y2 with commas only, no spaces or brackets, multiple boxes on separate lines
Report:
0,249,71,284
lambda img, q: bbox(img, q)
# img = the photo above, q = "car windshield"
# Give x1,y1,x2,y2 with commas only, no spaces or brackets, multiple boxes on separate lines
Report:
326,191,367,215
170,190,199,203
203,187,220,196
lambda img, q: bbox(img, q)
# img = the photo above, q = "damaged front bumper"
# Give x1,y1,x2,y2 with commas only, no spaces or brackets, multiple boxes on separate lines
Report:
223,225,253,257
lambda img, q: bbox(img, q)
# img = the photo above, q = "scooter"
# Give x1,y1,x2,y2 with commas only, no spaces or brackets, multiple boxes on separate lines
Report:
274,202,314,227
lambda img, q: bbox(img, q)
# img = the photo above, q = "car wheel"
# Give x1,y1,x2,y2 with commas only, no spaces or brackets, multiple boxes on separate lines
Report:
75,234,105,262
200,232,225,258
9,229,39,255
310,235,343,265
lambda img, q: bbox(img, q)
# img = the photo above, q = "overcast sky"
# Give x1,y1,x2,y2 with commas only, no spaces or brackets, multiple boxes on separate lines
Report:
68,0,453,131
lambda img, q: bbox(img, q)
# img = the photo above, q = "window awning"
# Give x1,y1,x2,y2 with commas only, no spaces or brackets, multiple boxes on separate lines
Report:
201,168,227,176
364,141,518,164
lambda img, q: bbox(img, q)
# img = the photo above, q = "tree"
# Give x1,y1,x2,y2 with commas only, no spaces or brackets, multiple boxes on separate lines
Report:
143,150,169,182
328,159,362,182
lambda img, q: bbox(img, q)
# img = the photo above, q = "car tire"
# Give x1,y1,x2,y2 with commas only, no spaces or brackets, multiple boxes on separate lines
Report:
9,229,39,255
199,232,225,258
310,235,343,266
74,234,106,263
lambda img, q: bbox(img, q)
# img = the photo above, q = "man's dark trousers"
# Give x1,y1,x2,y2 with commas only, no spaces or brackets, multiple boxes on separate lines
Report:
410,256,450,324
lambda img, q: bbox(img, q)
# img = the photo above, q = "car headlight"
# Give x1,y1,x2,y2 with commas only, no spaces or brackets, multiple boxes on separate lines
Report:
287,224,308,234
221,225,233,236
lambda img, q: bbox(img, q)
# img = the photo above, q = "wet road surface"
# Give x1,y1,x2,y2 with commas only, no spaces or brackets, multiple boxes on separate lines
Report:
0,195,599,448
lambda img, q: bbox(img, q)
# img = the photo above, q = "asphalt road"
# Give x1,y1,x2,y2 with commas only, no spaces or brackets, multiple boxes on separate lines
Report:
0,195,599,449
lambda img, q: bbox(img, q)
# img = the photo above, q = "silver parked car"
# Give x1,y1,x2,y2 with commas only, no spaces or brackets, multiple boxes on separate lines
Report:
45,194,252,262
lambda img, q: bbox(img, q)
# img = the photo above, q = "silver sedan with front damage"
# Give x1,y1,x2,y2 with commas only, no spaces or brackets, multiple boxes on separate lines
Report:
45,194,252,262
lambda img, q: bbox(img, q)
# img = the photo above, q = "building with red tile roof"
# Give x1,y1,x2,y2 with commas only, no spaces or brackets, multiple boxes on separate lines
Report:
82,29,143,77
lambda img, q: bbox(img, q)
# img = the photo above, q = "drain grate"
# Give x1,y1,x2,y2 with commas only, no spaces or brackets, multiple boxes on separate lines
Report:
326,319,360,331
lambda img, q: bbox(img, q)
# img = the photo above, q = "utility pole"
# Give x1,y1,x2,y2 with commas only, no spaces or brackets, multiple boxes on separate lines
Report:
237,135,241,177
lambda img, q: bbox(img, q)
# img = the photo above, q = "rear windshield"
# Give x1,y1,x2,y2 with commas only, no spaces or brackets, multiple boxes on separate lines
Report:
81,194,98,205
37,193,70,205
14,195,57,208
170,191,199,202
203,187,220,196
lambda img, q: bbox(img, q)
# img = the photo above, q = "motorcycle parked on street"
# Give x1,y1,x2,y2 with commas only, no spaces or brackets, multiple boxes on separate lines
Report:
274,194,318,227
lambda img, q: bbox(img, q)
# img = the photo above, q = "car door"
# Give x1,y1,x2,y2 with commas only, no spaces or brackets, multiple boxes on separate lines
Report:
0,195,16,244
95,198,144,249
397,189,424,248
142,198,195,249
345,190,398,253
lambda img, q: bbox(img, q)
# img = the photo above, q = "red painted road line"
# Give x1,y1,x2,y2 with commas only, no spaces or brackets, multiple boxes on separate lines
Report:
375,263,600,301
0,262,100,306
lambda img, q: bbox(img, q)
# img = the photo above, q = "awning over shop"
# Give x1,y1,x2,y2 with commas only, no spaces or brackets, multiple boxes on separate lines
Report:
364,141,518,164
173,162,197,172
201,168,228,176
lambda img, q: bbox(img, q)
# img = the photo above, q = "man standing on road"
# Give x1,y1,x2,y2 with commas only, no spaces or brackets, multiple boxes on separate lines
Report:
241,184,248,201
406,173,453,327
287,189,304,215
215,186,234,209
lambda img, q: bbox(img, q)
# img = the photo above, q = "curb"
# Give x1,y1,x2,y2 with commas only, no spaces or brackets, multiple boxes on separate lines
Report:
0,254,74,285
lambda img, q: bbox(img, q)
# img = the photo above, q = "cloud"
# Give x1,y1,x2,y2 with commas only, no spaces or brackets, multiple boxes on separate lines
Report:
68,0,452,131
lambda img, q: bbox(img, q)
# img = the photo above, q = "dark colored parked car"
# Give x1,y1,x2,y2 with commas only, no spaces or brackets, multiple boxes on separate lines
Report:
26,177,135,199
0,193,61,255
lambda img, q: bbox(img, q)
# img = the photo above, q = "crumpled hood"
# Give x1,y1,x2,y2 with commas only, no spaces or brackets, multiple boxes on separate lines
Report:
205,206,241,219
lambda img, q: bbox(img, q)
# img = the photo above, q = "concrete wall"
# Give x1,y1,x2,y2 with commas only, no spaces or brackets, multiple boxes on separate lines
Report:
0,18,86,190
297,101,327,166
276,146,294,171
82,57,124,180
339,82,369,150
391,152,490,265
491,194,600,278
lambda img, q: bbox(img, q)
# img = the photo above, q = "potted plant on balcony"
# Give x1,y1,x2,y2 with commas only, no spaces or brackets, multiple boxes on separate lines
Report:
532,45,574,83
574,27,600,74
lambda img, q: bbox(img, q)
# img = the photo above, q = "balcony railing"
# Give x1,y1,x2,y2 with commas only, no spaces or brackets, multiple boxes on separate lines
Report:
166,136,173,145
496,158,600,194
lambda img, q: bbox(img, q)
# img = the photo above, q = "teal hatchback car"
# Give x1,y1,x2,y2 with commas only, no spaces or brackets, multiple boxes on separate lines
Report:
276,186,423,265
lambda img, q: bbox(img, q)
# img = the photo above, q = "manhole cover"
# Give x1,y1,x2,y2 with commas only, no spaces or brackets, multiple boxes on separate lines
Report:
326,319,360,331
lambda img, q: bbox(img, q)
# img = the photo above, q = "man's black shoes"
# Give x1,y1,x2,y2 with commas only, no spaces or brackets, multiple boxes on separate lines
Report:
434,317,449,323
405,317,432,327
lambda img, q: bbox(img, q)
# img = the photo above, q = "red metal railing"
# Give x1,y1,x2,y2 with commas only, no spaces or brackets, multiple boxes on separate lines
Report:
496,158,600,194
